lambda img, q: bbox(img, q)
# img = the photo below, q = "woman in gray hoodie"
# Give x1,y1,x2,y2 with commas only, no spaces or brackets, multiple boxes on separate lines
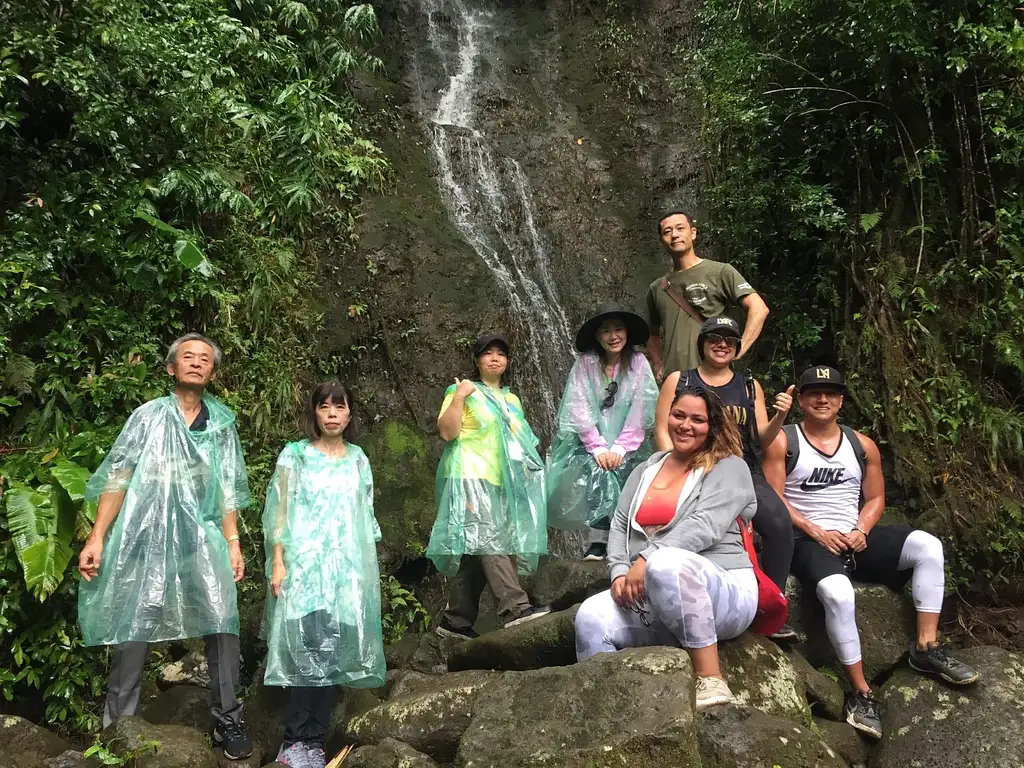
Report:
574,383,758,712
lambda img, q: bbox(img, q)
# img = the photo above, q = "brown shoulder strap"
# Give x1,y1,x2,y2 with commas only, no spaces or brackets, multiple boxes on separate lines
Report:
659,277,704,324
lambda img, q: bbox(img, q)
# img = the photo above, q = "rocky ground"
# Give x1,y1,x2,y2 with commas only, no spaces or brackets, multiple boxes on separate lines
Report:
6,560,1022,768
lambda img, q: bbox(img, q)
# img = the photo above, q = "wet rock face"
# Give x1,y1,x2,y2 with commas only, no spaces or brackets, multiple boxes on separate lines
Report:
455,647,701,768
446,604,579,672
873,646,1024,768
697,707,847,768
0,715,71,768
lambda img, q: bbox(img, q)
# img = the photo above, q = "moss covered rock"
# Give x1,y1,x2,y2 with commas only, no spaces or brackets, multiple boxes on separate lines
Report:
811,718,870,768
786,578,916,682
528,559,608,611
455,647,700,767
345,738,439,768
787,649,846,721
142,684,212,731
718,633,811,724
362,420,436,564
105,717,218,768
0,715,71,768
345,670,499,762
384,631,457,675
446,605,579,672
873,646,1024,767
697,707,846,768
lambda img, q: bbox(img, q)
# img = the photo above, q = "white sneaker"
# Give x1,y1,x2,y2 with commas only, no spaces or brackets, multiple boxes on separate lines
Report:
505,605,552,628
694,676,734,712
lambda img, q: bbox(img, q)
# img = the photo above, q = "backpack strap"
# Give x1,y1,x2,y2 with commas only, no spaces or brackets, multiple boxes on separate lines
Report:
744,374,763,460
659,277,705,325
839,425,868,477
674,370,692,399
782,424,799,476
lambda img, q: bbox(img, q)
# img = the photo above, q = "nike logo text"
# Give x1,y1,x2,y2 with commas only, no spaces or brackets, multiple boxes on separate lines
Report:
800,467,849,492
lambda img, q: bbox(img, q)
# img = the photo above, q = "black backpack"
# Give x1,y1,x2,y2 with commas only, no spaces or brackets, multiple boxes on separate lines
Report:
782,424,867,477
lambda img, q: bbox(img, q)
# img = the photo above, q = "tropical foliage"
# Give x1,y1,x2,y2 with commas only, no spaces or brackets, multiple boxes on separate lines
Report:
694,0,1024,590
1,0,387,732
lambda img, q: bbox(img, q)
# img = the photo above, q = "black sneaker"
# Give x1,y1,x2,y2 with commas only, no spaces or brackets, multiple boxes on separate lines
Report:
583,543,606,561
909,642,980,685
768,622,799,642
214,718,253,760
844,691,882,739
505,605,552,628
434,618,480,641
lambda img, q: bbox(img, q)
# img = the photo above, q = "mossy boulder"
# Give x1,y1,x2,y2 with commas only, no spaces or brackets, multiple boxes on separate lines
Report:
811,718,870,768
446,605,579,672
786,578,916,682
697,707,846,768
455,647,700,767
362,420,436,564
718,633,811,724
528,559,608,611
0,715,71,768
143,684,212,730
787,649,846,721
345,738,439,767
105,717,218,768
873,645,1024,767
345,670,499,762
384,631,457,675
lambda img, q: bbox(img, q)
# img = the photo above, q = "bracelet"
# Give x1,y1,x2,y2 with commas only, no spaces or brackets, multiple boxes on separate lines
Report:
226,534,240,543
854,527,868,537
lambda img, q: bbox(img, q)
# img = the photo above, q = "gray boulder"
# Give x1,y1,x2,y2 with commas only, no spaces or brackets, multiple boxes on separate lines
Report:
446,605,579,672
788,649,846,721
105,716,218,768
159,649,211,689
456,647,701,767
346,670,499,762
787,578,916,682
718,633,811,723
0,715,71,768
529,559,608,611
697,707,846,767
143,684,212,730
812,718,869,768
345,738,439,767
873,645,1024,767
384,632,456,675
42,752,91,768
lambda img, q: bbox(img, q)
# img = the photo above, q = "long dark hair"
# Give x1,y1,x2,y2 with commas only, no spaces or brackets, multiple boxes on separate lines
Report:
302,381,359,441
585,314,638,371
670,383,742,471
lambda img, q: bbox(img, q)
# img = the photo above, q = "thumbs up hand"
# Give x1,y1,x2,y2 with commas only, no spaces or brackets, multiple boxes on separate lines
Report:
773,385,796,416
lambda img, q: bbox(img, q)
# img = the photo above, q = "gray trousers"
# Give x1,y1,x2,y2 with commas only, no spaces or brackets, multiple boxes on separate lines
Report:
103,633,243,728
442,555,531,630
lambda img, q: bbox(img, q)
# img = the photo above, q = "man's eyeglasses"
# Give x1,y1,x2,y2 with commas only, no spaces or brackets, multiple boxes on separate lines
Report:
705,333,739,348
601,381,619,410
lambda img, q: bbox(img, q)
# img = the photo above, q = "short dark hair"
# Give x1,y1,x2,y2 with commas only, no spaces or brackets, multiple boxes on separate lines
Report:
656,209,696,234
302,382,359,441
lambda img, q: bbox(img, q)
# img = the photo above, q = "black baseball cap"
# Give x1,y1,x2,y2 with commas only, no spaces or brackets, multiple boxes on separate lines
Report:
472,332,510,358
699,316,741,338
797,366,845,393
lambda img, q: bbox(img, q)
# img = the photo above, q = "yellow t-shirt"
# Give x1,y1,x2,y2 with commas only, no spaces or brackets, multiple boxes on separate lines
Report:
439,385,525,486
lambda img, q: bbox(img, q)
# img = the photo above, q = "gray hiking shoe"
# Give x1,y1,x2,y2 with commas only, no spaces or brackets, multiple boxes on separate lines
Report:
306,745,327,768
909,642,980,685
505,605,552,628
844,691,882,739
276,742,312,768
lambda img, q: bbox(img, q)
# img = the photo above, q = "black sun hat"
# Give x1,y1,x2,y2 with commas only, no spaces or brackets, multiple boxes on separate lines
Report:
472,332,510,358
575,301,651,353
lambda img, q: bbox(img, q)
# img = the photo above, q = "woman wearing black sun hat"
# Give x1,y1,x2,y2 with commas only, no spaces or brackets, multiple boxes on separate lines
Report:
546,302,659,560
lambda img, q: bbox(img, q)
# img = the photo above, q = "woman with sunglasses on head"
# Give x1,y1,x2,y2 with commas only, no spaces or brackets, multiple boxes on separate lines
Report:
546,302,659,561
654,316,797,640
575,383,758,712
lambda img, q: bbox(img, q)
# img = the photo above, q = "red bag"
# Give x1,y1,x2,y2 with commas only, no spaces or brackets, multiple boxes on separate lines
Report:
737,517,789,636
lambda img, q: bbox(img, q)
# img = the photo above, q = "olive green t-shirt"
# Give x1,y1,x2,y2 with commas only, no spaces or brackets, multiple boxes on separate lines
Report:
644,259,756,375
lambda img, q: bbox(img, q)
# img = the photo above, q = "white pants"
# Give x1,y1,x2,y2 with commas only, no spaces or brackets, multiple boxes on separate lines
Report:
575,547,758,661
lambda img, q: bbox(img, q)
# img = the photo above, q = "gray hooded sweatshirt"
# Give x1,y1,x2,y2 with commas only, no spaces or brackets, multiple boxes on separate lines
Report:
607,452,757,582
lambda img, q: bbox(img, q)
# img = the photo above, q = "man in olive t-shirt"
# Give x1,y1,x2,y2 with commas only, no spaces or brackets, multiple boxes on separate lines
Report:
644,210,770,379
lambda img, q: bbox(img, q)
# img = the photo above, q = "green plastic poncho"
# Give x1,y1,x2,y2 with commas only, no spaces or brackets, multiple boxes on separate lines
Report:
545,351,659,529
427,383,547,576
261,441,384,688
78,394,251,646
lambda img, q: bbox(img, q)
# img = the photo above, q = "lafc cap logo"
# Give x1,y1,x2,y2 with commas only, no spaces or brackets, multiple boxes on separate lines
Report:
816,367,831,379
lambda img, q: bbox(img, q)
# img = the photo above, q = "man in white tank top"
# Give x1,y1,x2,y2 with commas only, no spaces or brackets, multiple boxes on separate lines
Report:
764,366,978,740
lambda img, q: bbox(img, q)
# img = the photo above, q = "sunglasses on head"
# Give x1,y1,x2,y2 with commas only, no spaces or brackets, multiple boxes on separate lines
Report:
601,381,619,410
705,333,739,348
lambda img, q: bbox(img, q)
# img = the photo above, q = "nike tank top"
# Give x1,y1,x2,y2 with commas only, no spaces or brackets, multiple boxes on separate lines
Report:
784,425,862,531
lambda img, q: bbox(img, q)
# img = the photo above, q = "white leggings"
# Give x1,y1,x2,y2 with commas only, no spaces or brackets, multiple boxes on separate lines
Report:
817,530,944,665
575,547,758,661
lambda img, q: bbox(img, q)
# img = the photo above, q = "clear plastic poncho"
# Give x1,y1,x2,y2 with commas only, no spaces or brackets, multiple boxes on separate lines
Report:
78,394,251,646
427,384,547,576
261,441,385,688
546,352,659,529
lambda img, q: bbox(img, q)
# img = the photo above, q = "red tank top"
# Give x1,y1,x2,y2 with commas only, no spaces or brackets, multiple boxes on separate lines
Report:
635,494,678,526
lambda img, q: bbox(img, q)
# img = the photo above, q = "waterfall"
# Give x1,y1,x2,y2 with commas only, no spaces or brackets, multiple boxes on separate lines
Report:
411,0,575,439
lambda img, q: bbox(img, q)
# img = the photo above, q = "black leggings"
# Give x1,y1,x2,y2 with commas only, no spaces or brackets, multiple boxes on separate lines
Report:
750,472,794,593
